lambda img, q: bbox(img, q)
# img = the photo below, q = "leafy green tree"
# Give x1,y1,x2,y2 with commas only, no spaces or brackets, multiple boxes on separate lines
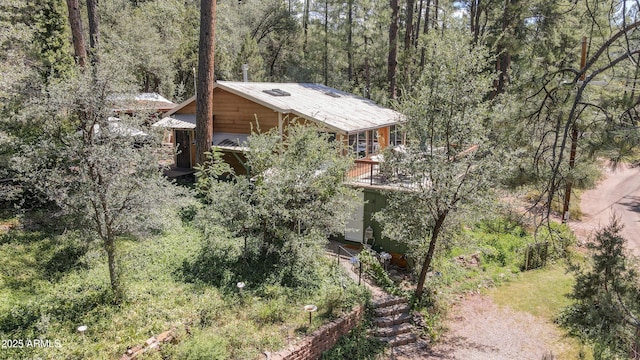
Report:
561,217,640,359
33,0,74,81
233,35,266,81
519,3,640,221
374,29,501,299
14,62,178,297
196,123,358,287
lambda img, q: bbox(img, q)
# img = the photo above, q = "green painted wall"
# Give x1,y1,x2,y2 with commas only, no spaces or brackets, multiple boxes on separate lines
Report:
333,187,407,254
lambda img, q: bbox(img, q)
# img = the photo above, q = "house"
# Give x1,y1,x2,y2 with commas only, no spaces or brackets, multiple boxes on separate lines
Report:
109,93,176,122
152,81,406,254
153,81,403,170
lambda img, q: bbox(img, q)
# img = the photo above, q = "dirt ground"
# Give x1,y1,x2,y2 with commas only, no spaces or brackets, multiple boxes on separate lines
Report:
393,294,570,360
569,162,640,256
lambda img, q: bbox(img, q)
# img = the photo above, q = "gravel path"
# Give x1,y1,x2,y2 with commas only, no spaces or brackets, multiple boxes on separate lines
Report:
413,294,565,360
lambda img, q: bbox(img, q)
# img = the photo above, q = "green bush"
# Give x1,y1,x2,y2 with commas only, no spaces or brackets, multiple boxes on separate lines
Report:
535,222,576,260
357,249,406,297
469,218,531,270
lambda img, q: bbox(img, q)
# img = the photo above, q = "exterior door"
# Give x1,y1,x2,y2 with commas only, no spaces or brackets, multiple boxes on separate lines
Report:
175,130,191,168
345,192,364,242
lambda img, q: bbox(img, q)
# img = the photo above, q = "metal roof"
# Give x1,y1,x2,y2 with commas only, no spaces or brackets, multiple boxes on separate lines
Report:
161,82,403,134
152,114,196,129
109,92,176,113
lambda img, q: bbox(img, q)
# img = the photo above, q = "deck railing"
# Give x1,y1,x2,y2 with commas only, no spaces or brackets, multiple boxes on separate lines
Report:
336,245,363,285
347,158,387,186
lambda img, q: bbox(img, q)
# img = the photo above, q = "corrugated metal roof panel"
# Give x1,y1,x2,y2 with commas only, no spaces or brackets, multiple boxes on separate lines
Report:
152,114,196,129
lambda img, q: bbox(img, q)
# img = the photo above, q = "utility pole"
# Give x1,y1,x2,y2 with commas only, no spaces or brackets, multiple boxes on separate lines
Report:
562,36,587,223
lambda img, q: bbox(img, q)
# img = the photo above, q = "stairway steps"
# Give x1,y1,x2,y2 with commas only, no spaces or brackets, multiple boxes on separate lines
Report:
373,322,413,338
379,332,418,347
372,296,406,309
375,312,412,328
374,303,411,317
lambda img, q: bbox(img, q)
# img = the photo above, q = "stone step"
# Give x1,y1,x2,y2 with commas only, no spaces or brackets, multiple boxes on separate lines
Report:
372,296,406,309
379,332,418,347
375,312,412,328
373,322,413,338
374,303,411,317
390,338,430,356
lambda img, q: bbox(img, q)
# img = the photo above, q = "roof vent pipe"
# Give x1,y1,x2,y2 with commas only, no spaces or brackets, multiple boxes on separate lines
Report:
242,63,249,82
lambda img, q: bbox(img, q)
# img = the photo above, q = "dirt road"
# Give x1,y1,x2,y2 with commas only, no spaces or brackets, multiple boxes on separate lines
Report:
571,163,640,256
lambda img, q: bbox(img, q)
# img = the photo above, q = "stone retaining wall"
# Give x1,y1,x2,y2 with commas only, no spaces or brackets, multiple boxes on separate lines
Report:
270,305,364,360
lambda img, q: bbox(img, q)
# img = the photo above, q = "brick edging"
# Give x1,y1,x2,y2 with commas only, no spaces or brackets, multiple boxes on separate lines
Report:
269,305,365,360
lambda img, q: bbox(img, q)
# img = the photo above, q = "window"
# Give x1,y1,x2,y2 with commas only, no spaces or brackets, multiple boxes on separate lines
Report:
262,89,291,97
389,125,404,146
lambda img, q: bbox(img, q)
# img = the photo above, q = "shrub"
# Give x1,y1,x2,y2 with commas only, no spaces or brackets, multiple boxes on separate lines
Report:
357,249,406,297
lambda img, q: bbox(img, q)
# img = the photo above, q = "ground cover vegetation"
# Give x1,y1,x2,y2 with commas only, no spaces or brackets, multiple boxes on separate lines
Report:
0,211,368,359
2,0,640,358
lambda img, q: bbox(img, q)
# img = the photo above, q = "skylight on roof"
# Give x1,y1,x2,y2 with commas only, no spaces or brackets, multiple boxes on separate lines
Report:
263,89,291,97
324,91,341,98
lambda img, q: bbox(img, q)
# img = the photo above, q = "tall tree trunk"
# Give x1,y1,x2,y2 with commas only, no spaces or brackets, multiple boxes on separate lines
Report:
404,0,415,51
65,0,87,67
415,210,448,299
388,0,399,99
401,0,416,90
492,0,515,97
196,0,216,166
105,237,119,294
470,0,481,44
303,0,310,55
364,35,371,99
419,0,430,68
86,0,100,65
324,0,329,85
414,0,424,48
434,0,439,27
347,0,353,83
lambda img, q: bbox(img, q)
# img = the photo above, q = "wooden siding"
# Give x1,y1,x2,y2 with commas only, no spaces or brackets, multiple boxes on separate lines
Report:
175,88,280,134
176,101,196,114
377,126,390,150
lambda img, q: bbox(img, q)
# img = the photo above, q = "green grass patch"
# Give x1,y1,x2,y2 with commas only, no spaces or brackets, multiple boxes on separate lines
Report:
488,264,573,319
0,212,369,359
487,264,592,359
